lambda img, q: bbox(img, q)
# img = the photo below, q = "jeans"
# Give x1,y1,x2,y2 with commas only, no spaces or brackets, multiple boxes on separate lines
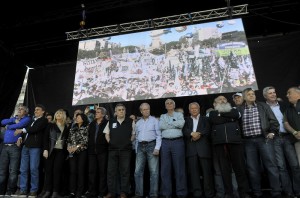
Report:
244,137,281,197
274,136,300,195
160,138,187,197
19,146,41,193
134,141,159,197
0,144,21,194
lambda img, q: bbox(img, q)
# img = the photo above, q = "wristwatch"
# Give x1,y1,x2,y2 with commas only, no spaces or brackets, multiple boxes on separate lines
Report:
76,145,80,148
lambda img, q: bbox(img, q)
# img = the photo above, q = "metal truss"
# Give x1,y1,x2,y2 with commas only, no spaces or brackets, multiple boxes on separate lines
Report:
65,4,248,41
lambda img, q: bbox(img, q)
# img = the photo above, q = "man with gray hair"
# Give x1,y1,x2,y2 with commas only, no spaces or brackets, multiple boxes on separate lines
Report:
0,106,31,196
159,99,187,198
85,107,109,198
208,96,250,198
284,87,300,197
104,103,135,198
133,103,161,198
263,86,300,198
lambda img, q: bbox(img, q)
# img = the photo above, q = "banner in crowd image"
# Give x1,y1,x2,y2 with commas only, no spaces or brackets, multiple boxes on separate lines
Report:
72,18,258,105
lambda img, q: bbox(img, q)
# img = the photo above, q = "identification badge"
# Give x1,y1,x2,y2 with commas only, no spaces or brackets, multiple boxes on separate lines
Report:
112,123,117,128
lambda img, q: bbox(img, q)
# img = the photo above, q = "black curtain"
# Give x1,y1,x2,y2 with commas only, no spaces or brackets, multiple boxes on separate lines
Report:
0,51,27,121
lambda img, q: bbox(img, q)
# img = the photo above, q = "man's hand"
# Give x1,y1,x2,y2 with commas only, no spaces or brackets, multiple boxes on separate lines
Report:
16,138,22,147
131,134,135,142
153,149,159,156
266,132,275,139
294,131,300,140
43,150,49,159
14,129,23,136
191,132,201,141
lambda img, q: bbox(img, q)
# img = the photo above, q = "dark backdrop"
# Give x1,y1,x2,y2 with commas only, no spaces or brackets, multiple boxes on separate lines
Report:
1,32,300,119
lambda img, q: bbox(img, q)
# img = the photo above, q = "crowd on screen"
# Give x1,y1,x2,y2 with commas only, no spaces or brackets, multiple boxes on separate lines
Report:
73,44,256,105
1,86,300,198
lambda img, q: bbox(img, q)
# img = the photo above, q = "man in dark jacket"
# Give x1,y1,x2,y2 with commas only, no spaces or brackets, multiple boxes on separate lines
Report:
85,107,109,198
238,88,281,198
183,102,214,198
14,104,48,198
263,86,300,198
208,95,250,198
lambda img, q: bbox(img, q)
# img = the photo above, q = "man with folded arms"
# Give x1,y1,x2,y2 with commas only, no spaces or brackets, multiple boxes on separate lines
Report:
159,99,187,198
0,106,31,196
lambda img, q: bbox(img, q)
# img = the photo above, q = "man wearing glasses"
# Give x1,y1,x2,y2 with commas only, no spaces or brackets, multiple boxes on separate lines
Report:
104,103,135,198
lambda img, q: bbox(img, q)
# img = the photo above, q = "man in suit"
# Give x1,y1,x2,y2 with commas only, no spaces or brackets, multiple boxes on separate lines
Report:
183,102,214,198
14,104,48,198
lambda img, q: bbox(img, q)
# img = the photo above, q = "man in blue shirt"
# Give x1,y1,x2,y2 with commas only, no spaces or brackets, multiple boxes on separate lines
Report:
159,99,187,198
263,86,300,198
0,106,31,196
133,103,161,198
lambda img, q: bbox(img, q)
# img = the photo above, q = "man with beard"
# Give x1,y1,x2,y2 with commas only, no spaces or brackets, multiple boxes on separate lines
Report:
208,95,250,198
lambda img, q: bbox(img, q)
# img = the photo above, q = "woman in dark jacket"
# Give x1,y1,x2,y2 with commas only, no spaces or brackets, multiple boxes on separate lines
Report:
41,109,70,198
67,113,89,198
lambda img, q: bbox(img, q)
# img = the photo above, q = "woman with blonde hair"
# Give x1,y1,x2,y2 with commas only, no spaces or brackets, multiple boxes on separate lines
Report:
41,109,70,198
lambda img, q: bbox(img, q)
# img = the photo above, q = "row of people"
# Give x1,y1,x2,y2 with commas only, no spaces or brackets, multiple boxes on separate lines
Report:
0,86,300,198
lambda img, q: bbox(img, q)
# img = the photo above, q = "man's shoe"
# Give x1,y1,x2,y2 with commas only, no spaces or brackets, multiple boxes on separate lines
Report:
28,192,38,198
4,191,12,197
67,193,76,198
41,191,51,198
131,196,143,198
119,193,127,198
104,193,114,198
51,192,64,198
12,190,27,198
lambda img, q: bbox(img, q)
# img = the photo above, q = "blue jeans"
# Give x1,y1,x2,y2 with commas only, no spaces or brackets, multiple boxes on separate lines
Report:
134,141,159,197
160,138,187,197
0,144,21,194
244,137,281,197
19,146,41,193
274,135,300,195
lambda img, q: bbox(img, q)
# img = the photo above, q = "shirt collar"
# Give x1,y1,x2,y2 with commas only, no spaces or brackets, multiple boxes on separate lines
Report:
191,114,200,120
266,100,279,107
245,102,257,108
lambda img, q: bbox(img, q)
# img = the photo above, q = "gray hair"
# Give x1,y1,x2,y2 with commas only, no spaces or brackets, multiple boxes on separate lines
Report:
188,102,200,109
19,105,29,114
114,103,126,111
262,86,275,98
139,103,150,110
97,107,107,116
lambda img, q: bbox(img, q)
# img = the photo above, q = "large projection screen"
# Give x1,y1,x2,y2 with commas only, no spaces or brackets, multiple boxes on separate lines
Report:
72,18,258,105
